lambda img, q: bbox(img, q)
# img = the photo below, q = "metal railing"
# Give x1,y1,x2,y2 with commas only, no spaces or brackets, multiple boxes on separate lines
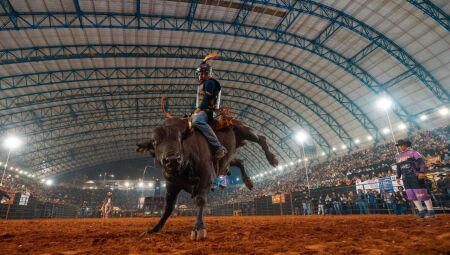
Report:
208,184,449,216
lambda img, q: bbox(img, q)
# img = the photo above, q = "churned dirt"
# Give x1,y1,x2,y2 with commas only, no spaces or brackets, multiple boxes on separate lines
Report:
0,215,449,255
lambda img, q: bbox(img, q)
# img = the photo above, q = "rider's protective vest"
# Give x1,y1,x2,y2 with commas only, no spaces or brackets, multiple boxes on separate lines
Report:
396,149,425,179
196,78,221,110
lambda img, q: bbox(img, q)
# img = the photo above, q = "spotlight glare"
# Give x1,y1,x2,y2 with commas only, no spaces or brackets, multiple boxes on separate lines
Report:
321,152,325,156
367,136,373,141
294,131,308,143
354,139,360,144
124,182,130,187
398,123,407,130
3,135,22,150
332,147,336,151
341,145,346,149
439,107,448,116
382,128,390,134
45,179,53,186
289,162,294,166
138,182,144,188
420,115,428,120
376,97,393,111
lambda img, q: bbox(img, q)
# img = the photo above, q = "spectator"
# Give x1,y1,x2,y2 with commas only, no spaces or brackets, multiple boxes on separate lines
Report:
317,196,324,215
357,189,368,214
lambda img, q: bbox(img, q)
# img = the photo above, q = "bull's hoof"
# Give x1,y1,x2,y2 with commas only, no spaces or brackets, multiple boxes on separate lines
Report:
190,229,207,241
197,229,207,240
190,231,197,241
139,231,151,238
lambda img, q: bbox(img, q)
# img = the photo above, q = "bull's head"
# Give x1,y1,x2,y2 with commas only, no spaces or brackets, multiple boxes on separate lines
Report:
137,118,191,174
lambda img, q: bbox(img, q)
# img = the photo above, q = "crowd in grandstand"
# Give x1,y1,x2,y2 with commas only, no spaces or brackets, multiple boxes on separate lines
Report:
207,125,450,207
1,125,449,218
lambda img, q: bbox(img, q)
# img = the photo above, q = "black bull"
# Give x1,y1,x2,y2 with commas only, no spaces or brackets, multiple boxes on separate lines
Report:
136,117,278,240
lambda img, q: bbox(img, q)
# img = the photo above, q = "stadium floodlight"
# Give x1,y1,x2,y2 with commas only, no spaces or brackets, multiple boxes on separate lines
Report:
321,152,325,156
439,107,448,116
354,139,360,144
294,131,308,144
382,128,390,134
332,147,336,151
376,96,393,111
277,166,283,171
367,136,373,141
148,182,154,187
297,159,302,163
3,135,22,150
420,115,428,120
1,135,23,186
138,182,144,188
341,145,346,149
124,182,130,187
398,123,407,130
45,179,53,186
289,162,294,166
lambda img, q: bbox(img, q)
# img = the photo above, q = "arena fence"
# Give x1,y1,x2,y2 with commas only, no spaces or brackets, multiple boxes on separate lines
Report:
1,183,448,219
0,193,78,220
209,184,450,217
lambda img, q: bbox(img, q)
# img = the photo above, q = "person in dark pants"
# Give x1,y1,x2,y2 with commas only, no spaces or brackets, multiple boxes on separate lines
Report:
395,139,435,218
357,189,368,214
393,187,408,215
192,53,228,161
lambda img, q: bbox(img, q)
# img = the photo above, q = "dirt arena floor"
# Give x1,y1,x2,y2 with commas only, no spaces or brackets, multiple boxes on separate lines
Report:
0,215,449,255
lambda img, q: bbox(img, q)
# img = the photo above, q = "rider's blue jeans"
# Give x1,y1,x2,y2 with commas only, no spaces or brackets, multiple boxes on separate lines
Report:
192,110,224,151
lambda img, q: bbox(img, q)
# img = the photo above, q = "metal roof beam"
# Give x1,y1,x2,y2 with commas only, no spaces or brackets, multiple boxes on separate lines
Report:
310,18,341,46
349,42,378,63
232,0,255,35
0,14,431,124
382,70,414,89
13,99,296,163
0,67,337,151
407,0,450,32
72,0,83,27
0,0,17,29
186,0,198,30
0,4,445,105
11,95,304,160
0,44,382,140
273,0,302,40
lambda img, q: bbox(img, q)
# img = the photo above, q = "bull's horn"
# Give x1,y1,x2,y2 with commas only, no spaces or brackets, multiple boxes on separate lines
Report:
161,96,174,118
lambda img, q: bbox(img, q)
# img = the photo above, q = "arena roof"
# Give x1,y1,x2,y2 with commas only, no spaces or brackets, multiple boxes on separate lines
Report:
0,0,449,178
